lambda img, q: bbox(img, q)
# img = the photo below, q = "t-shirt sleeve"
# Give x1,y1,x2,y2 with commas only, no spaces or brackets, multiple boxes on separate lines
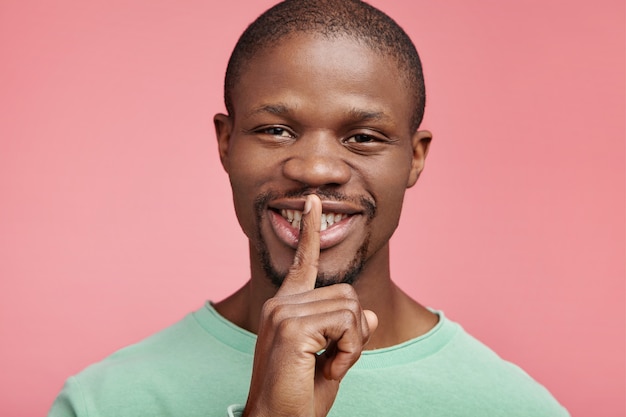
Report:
47,377,84,417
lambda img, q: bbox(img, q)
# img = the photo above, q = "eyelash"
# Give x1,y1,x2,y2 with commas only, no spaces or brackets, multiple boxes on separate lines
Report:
253,126,388,146
344,134,377,144
259,126,295,138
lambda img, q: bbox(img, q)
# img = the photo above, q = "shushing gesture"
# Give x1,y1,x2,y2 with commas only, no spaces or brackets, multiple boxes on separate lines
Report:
243,194,379,417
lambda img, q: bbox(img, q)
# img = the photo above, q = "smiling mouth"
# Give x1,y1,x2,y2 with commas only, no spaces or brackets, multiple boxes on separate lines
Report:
279,209,349,231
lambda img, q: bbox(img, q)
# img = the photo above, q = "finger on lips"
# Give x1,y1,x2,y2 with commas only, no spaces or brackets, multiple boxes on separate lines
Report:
278,194,322,296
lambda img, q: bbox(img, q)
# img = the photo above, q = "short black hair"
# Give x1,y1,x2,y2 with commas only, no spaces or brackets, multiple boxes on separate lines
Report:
224,0,426,131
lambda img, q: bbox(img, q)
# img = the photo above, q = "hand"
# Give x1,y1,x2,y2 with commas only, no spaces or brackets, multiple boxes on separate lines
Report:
243,194,378,417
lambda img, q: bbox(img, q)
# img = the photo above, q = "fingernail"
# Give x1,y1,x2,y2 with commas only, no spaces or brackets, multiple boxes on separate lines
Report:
303,195,313,215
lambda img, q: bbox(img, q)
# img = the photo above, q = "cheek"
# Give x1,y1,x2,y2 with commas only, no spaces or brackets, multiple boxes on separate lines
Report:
368,152,412,205
227,143,282,239
229,140,282,183
375,182,407,230
227,153,264,239
229,179,255,241
228,142,270,194
364,161,412,244
366,192,406,257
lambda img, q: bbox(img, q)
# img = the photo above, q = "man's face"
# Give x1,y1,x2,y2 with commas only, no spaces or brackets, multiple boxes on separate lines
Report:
215,34,430,287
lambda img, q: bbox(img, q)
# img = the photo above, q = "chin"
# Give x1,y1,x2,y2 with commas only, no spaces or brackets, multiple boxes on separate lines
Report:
265,265,364,289
261,238,370,289
314,267,363,288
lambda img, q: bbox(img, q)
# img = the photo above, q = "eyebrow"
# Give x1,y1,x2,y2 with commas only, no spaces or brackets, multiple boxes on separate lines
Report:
346,108,390,123
246,104,391,123
246,104,292,118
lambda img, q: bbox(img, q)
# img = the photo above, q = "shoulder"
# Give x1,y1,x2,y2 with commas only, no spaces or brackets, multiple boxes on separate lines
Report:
444,320,568,414
337,312,569,417
426,314,569,416
48,305,254,417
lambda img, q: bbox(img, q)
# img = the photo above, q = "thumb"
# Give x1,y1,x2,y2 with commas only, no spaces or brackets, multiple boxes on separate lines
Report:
363,310,379,342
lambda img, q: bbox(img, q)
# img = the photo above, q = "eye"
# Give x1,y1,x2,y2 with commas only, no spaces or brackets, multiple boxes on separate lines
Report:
258,126,295,138
342,130,396,154
344,133,378,144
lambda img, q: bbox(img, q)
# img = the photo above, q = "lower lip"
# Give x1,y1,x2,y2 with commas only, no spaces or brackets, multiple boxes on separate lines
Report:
268,210,357,250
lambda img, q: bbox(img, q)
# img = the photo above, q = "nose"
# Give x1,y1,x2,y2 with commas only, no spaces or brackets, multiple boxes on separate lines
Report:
282,132,351,188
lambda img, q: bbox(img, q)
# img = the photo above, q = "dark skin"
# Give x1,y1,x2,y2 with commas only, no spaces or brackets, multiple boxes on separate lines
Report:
214,34,438,417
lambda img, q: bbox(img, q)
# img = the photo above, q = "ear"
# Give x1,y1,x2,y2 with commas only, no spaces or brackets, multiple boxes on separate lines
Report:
406,130,432,188
214,113,233,173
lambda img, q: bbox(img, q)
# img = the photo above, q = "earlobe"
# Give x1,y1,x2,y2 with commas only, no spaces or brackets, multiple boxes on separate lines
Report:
406,130,432,188
214,113,233,173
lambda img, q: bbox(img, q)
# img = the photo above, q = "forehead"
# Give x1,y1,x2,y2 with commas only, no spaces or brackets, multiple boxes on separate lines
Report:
230,33,414,129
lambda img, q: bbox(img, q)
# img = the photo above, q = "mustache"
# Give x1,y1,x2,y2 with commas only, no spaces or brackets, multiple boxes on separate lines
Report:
254,188,377,222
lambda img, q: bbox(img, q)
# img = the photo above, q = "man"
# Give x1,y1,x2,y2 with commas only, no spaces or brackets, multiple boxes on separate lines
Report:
49,1,569,416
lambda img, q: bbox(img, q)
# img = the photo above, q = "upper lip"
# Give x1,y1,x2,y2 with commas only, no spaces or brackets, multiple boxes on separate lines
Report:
268,197,364,215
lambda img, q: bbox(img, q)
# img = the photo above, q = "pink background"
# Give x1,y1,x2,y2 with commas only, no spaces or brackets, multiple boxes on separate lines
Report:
1,0,624,416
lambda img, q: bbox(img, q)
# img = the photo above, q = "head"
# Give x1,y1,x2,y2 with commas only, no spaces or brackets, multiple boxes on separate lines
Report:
215,0,432,288
224,0,426,132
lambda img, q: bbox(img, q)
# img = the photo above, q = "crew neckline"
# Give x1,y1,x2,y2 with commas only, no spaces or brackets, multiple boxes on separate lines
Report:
193,301,458,369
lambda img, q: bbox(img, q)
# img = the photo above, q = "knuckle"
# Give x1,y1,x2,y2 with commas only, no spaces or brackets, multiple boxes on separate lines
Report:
276,317,300,335
339,337,363,358
268,303,288,323
338,308,358,327
262,299,291,325
335,283,356,298
291,251,318,270
261,298,279,318
343,298,361,313
287,262,302,276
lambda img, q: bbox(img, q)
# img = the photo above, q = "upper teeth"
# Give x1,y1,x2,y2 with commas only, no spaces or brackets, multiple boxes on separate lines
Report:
280,209,346,231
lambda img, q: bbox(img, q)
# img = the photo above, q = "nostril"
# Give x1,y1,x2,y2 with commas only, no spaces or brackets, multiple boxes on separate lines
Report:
282,156,351,187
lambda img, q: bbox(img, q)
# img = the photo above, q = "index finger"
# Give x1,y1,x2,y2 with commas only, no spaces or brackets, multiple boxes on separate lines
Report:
276,194,322,296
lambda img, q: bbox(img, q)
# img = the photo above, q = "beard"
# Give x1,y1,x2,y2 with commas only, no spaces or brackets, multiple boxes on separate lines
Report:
253,188,376,289
260,234,370,288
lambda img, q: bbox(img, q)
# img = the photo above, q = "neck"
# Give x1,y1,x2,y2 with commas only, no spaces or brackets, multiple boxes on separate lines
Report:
213,243,438,348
